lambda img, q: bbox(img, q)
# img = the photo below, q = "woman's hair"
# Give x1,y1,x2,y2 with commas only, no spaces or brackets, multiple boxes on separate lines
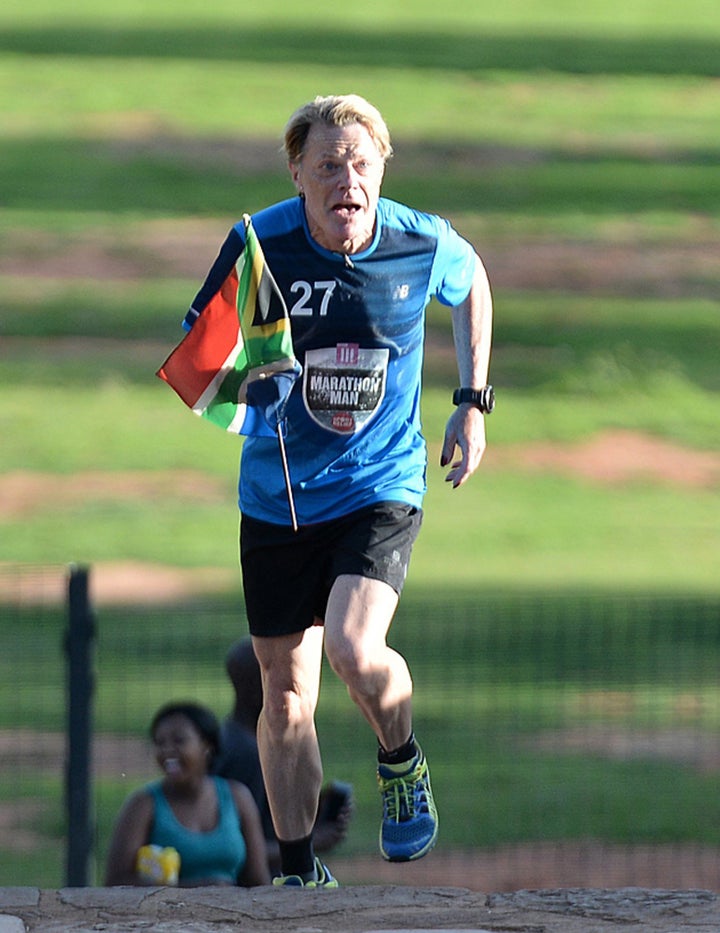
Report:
149,701,221,764
284,94,393,163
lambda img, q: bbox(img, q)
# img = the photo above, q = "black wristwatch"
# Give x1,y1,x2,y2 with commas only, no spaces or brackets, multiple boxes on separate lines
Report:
452,385,495,413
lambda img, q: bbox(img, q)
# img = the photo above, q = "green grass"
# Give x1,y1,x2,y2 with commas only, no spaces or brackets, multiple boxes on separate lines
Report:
5,588,719,882
2,586,720,883
4,138,719,220
5,565,717,884
1,0,719,890
2,430,718,592
1,0,718,33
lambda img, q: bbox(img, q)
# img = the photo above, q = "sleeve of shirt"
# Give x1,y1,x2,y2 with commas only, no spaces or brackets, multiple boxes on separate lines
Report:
431,217,478,308
182,226,245,331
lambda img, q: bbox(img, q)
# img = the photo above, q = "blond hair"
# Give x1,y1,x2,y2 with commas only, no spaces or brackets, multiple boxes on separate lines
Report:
284,94,393,163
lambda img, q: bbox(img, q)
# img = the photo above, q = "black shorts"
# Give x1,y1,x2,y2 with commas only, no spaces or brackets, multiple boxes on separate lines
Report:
240,502,423,638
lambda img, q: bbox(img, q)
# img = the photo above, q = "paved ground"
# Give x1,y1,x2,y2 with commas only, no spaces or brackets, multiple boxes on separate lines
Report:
0,885,718,933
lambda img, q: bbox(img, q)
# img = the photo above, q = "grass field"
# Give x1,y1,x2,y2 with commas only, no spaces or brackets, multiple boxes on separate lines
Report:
1,0,719,888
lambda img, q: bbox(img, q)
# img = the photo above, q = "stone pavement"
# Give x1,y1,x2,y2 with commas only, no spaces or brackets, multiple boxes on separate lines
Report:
0,885,718,933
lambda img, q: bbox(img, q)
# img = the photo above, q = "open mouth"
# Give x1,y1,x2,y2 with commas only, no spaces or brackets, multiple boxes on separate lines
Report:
162,757,182,775
332,203,361,217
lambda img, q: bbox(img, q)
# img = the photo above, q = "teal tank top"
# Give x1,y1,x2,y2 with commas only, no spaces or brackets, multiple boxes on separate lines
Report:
148,776,247,884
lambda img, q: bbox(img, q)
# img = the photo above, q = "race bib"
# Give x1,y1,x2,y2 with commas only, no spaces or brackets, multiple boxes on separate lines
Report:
303,344,389,434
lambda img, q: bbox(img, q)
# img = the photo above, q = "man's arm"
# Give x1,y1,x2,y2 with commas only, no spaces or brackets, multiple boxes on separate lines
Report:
182,227,244,331
440,256,494,488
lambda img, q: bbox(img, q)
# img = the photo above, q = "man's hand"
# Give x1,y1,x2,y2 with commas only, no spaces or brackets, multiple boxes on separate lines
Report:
440,404,487,488
313,784,354,853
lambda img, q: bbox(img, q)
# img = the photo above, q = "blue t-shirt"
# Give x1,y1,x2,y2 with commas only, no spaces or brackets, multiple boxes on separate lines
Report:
148,777,246,884
188,196,476,526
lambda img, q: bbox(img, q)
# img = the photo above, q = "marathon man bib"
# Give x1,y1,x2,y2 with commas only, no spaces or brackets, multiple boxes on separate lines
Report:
303,344,389,434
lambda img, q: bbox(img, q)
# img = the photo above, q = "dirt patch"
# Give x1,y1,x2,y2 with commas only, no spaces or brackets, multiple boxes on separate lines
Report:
0,469,227,521
482,238,720,298
2,431,717,529
1,174,718,296
0,800,47,854
525,725,720,773
2,231,717,296
1,428,716,604
0,731,154,781
333,842,720,892
486,429,720,487
0,217,229,282
0,560,238,606
1,730,719,891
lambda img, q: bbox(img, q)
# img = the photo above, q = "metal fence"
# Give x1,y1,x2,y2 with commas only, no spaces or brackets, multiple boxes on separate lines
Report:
1,562,719,891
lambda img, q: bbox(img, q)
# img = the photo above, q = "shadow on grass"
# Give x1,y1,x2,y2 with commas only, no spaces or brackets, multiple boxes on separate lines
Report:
1,137,719,215
1,25,719,77
3,290,718,395
392,587,720,686
4,587,719,695
3,582,720,876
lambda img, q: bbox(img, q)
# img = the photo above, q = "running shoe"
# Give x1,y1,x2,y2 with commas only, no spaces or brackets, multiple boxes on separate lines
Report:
272,856,339,888
377,751,438,862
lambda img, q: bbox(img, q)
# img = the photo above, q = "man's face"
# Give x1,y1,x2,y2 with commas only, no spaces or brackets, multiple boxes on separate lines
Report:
289,121,385,255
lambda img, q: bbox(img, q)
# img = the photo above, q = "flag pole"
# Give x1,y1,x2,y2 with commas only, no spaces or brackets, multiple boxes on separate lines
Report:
276,424,298,533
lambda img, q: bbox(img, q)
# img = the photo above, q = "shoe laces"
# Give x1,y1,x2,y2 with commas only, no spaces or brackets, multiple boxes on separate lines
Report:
379,760,428,823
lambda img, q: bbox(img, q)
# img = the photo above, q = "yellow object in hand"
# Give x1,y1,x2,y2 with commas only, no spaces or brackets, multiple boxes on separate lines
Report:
135,844,180,885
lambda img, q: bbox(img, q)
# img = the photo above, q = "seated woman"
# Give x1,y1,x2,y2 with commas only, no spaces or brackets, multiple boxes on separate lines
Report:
104,701,270,887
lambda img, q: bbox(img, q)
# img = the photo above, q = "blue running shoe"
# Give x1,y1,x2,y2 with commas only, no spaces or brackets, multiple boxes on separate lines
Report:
378,751,438,862
272,857,339,888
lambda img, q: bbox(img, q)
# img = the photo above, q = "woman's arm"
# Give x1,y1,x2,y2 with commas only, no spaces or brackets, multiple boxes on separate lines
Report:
104,790,155,885
231,781,271,886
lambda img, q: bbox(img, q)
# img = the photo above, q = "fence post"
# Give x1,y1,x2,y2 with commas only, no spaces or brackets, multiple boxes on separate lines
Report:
65,564,96,886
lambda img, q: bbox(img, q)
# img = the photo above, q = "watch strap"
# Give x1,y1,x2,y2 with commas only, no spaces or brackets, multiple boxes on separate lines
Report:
452,385,495,413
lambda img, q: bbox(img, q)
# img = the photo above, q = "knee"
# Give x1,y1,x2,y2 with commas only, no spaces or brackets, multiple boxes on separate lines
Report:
261,682,314,733
324,635,368,686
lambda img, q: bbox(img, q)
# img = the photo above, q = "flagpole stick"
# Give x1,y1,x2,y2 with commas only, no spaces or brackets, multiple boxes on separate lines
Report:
276,425,298,533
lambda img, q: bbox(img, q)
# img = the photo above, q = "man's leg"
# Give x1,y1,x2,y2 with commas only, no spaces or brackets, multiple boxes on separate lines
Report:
323,574,411,751
323,574,438,862
252,625,327,879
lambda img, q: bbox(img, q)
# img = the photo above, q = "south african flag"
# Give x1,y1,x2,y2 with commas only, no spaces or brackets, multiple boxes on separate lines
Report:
157,214,300,437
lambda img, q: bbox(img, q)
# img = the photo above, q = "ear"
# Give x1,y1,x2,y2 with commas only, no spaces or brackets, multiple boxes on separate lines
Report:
288,160,303,194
